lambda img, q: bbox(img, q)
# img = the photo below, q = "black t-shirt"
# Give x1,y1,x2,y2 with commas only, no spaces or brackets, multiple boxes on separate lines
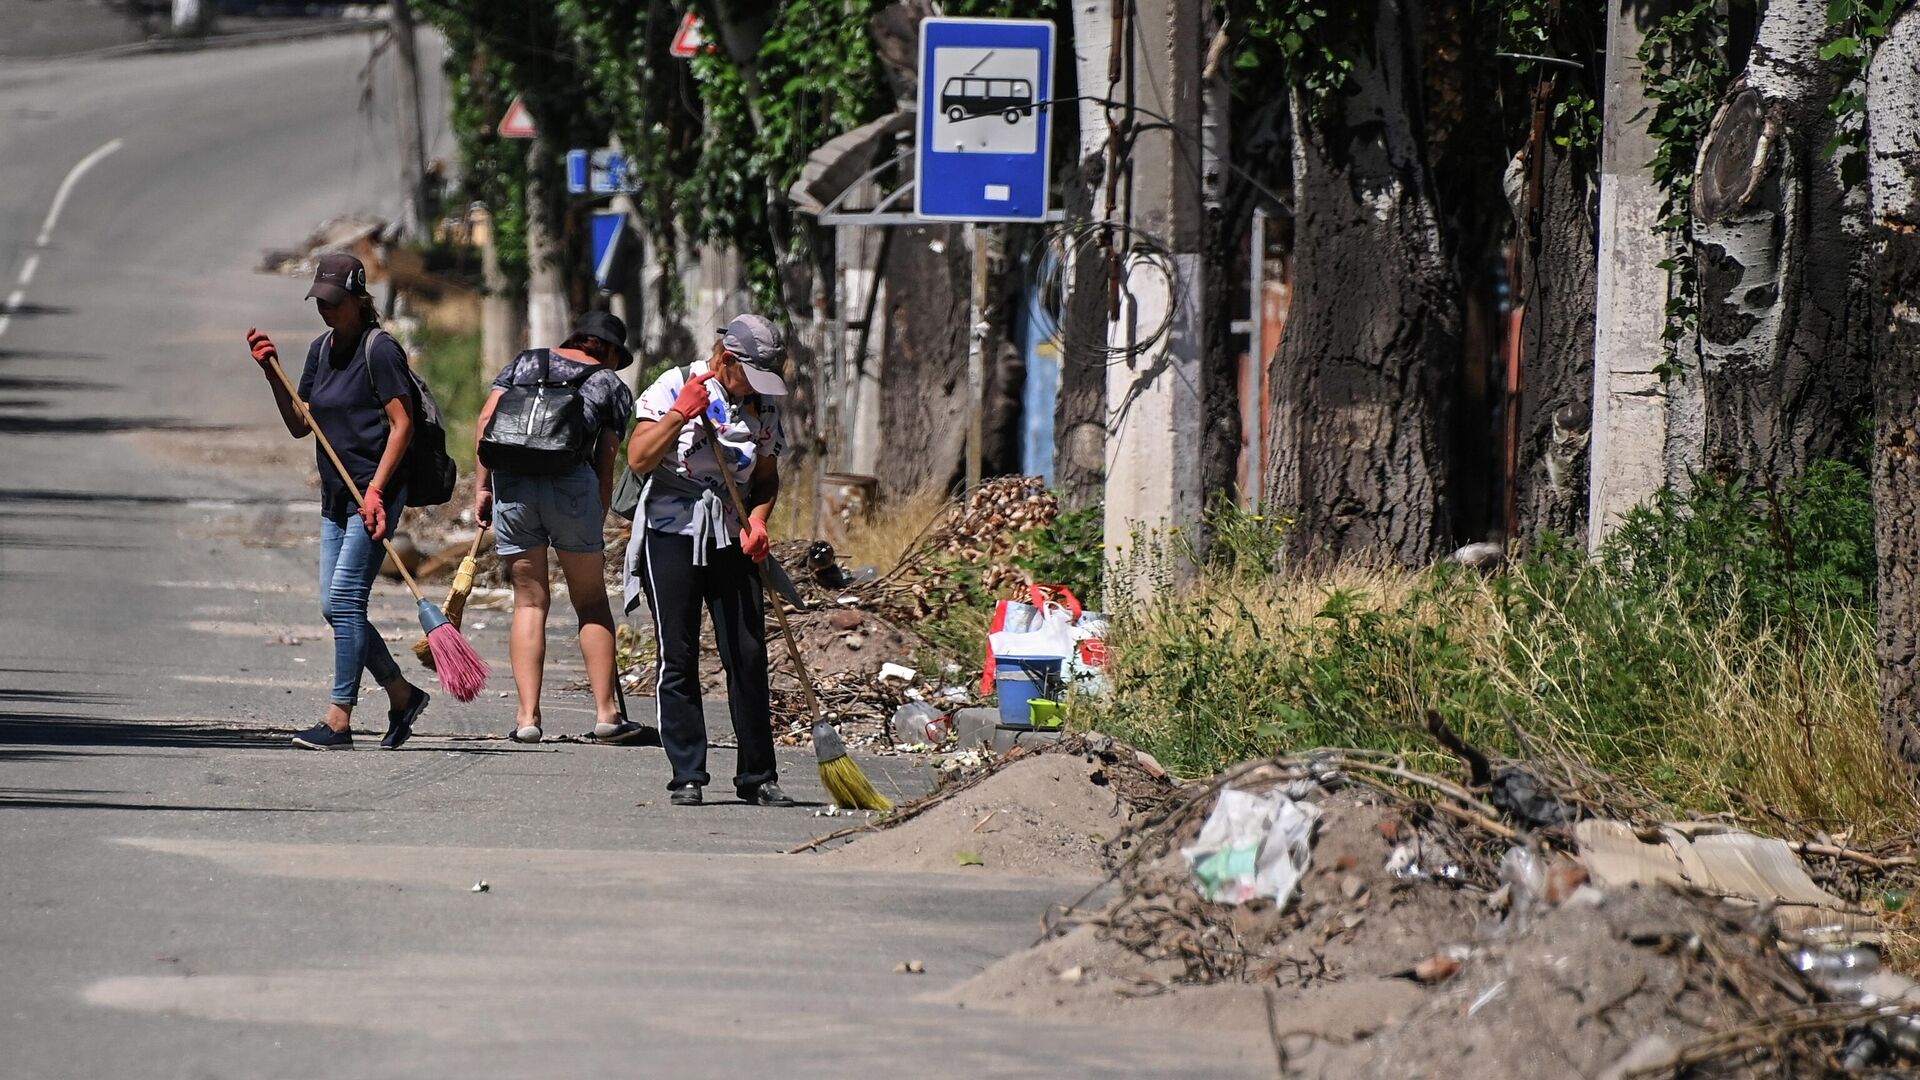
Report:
299,327,412,522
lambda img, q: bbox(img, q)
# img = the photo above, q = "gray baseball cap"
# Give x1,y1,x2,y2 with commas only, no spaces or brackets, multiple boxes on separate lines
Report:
719,314,788,396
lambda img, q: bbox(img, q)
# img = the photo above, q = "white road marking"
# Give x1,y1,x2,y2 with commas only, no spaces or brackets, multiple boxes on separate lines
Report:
1,138,123,341
36,138,122,247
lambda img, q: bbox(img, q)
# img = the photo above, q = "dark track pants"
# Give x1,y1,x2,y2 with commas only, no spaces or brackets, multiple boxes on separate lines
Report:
637,528,777,796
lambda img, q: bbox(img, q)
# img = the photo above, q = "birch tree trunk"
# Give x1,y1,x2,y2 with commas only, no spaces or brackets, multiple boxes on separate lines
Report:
1263,0,1458,566
1868,7,1920,775
1692,0,1871,480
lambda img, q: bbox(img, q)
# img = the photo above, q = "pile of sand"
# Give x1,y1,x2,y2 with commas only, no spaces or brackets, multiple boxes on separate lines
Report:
823,753,1137,878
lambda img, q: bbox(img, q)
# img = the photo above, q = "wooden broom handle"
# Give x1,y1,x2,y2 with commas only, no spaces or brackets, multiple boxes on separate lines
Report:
699,415,823,725
262,352,428,602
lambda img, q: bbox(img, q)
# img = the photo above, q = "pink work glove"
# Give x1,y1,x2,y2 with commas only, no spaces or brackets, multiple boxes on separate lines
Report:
741,517,770,563
246,328,278,369
671,371,716,423
361,485,390,540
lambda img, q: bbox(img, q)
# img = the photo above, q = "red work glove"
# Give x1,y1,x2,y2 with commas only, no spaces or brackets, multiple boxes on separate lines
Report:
246,327,279,369
670,371,716,423
741,517,770,563
360,485,389,540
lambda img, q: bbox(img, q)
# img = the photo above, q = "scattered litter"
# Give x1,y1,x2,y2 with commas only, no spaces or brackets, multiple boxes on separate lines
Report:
955,850,983,867
293,657,308,663
1409,954,1461,984
1056,965,1084,984
878,662,916,683
1182,787,1321,907
1468,980,1507,1016
890,701,952,746
471,881,489,893
894,960,925,974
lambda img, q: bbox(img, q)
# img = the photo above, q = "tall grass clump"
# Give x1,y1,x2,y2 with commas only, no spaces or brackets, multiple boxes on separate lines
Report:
1089,463,1919,839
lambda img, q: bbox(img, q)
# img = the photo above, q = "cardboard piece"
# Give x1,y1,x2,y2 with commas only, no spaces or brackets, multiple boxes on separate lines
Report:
1574,819,1882,943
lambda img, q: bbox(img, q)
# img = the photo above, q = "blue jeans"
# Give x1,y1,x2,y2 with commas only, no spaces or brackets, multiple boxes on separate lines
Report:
318,489,408,707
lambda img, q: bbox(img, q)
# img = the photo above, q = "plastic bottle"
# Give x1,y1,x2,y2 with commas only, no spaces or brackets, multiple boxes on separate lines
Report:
890,702,953,745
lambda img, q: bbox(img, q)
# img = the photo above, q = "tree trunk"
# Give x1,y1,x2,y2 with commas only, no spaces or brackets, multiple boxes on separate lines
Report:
1514,149,1597,548
1869,8,1920,775
1693,0,1871,481
389,0,431,240
1263,0,1459,566
875,223,970,499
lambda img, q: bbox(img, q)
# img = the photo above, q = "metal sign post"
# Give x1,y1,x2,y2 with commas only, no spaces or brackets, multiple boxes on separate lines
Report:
966,224,989,491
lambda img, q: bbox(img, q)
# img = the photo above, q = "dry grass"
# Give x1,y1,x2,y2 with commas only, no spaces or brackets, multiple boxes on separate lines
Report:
834,482,952,573
1091,559,1920,845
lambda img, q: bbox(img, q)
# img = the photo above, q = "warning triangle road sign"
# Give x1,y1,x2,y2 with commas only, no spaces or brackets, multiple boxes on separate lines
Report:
497,95,537,139
669,12,709,59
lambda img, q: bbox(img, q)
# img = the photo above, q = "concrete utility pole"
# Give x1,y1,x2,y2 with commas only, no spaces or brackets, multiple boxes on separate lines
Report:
1103,0,1208,590
388,0,431,240
469,204,524,369
1589,0,1675,546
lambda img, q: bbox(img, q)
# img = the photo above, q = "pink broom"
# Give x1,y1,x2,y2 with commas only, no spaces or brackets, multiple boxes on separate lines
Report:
256,340,490,701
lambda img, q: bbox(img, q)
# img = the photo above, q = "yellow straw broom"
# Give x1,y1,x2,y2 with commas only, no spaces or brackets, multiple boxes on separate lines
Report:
414,528,488,671
700,416,890,811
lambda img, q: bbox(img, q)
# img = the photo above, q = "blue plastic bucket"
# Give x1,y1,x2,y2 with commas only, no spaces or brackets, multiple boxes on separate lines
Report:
995,656,1063,728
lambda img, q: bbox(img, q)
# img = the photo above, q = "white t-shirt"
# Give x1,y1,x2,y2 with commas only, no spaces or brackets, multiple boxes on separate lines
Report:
633,360,786,537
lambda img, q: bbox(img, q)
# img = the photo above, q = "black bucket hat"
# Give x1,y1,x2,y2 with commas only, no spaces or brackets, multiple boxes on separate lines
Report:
568,310,635,371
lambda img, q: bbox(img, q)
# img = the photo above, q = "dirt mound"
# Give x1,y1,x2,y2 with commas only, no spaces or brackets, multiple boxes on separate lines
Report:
823,753,1137,878
939,778,1851,1078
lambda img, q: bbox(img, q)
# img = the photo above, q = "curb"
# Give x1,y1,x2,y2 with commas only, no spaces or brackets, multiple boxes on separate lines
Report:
26,17,388,63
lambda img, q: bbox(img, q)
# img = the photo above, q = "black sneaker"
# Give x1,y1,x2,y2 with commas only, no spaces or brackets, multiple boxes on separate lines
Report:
670,785,703,806
292,722,352,750
382,688,430,750
743,782,797,807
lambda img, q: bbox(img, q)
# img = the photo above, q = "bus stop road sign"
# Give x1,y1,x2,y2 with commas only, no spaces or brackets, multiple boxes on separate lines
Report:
915,16,1055,222
566,148,641,196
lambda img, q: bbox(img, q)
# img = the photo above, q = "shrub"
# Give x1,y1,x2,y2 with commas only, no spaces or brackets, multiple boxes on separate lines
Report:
1086,466,1915,839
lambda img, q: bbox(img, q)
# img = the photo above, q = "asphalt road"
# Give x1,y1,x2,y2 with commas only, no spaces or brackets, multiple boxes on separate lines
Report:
0,33,1270,1079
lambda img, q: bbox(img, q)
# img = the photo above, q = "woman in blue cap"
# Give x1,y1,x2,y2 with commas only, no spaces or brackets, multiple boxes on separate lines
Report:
625,314,794,807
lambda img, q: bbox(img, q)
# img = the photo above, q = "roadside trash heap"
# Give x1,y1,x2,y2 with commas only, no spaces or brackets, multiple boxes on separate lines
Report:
830,720,1920,1078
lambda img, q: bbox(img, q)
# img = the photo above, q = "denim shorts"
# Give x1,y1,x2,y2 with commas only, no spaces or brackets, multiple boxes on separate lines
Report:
493,465,604,556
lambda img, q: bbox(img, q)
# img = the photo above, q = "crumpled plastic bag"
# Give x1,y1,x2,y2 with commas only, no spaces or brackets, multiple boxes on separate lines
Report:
1181,788,1322,907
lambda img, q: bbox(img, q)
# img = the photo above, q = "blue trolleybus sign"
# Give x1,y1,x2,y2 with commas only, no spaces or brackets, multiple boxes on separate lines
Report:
915,16,1055,222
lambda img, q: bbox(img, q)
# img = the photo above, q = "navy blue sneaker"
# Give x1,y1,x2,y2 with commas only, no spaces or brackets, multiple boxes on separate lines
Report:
292,722,353,750
382,688,430,750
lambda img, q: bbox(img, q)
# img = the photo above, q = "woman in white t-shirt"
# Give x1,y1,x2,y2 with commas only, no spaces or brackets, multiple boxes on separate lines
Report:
625,314,794,808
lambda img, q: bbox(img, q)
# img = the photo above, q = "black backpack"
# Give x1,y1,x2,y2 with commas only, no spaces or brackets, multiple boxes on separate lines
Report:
350,328,459,507
479,348,597,475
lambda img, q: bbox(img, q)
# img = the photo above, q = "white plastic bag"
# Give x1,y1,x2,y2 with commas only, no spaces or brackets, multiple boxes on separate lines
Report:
988,601,1076,660
1181,788,1322,907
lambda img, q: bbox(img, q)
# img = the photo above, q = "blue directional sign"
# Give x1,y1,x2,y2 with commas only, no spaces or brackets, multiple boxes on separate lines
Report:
915,16,1055,222
566,149,590,195
566,148,641,196
590,211,626,289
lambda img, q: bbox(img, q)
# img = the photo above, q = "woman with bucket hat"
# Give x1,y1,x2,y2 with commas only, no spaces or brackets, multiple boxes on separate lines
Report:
624,314,794,807
245,253,432,751
476,311,641,745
